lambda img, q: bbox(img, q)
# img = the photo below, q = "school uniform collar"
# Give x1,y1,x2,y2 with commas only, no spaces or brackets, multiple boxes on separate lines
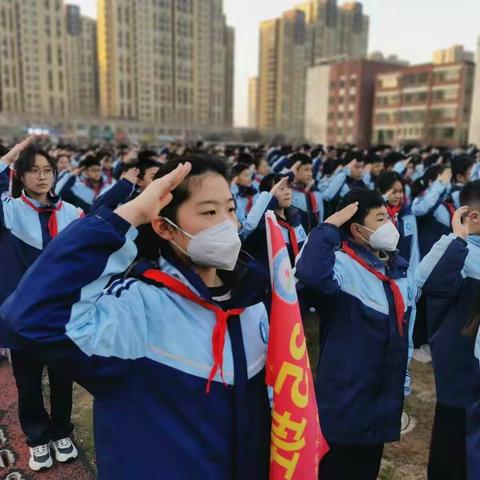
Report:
21,190,60,208
344,239,409,274
467,235,480,249
131,246,269,309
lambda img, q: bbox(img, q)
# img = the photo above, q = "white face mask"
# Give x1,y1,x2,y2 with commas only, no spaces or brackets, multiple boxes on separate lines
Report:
162,218,241,271
359,221,400,252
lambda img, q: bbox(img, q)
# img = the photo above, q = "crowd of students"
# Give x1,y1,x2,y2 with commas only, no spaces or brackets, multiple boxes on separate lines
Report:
0,136,479,480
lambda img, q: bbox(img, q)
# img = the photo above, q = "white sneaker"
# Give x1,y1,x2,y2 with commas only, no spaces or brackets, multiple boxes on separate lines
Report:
413,344,432,363
29,444,53,471
400,411,417,436
51,437,78,463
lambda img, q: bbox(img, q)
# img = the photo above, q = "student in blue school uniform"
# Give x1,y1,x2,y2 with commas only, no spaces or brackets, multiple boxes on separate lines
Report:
362,152,385,191
0,139,83,472
59,155,115,212
243,173,306,270
450,155,475,208
416,181,480,480
376,170,420,406
230,162,259,224
0,155,272,480
411,164,454,259
322,150,368,217
295,188,414,480
90,157,161,212
288,153,324,233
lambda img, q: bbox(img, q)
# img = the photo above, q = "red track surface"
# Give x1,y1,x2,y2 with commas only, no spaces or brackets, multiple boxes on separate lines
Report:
0,359,95,480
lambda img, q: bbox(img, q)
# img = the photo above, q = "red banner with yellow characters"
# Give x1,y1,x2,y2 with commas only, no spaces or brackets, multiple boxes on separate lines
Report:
265,211,329,480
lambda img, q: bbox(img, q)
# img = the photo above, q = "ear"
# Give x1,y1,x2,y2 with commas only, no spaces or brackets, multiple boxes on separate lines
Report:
350,222,360,240
469,210,480,224
151,217,174,241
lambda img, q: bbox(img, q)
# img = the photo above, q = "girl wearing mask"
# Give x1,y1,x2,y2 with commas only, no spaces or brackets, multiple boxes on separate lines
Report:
0,155,272,480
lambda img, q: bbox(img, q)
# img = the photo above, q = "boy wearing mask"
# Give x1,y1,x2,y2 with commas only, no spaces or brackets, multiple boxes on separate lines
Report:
295,188,414,480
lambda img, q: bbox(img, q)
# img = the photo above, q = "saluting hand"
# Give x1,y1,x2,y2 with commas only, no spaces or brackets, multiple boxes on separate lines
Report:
269,176,289,197
121,167,140,184
1,135,37,165
452,206,470,239
115,162,191,227
324,202,359,228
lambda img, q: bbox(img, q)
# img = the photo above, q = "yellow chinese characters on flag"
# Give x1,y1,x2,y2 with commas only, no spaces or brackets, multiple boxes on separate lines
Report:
265,212,329,480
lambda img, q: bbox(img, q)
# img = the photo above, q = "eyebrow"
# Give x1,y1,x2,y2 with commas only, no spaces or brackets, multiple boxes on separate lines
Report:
196,198,235,206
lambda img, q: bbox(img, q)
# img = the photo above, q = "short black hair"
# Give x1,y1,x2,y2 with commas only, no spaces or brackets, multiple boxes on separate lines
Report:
231,162,250,177
340,150,365,166
460,180,480,207
235,153,254,166
137,158,160,180
289,152,311,167
79,155,101,169
365,152,383,165
0,144,10,157
337,188,384,236
259,173,284,192
376,171,404,195
383,152,404,170
451,155,474,183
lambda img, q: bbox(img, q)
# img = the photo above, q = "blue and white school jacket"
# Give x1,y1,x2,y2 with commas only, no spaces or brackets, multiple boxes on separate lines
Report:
411,180,453,258
0,207,271,480
291,186,324,234
0,194,83,304
0,162,11,199
243,194,307,270
295,224,413,444
59,174,115,212
231,183,260,225
90,179,138,213
416,234,480,409
322,167,368,203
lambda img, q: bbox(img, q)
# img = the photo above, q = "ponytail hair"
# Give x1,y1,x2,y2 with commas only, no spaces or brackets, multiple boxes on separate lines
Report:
11,147,56,198
411,165,444,199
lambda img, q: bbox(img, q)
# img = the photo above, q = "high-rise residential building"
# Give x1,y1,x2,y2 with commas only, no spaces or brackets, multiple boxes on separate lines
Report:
305,59,398,147
258,9,308,138
433,45,475,65
298,0,369,64
373,61,475,147
0,0,69,118
0,0,22,114
65,5,99,117
257,0,369,138
469,37,480,145
248,77,259,129
224,25,235,127
97,0,234,127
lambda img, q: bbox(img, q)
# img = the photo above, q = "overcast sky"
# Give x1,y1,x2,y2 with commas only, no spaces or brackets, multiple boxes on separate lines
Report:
71,0,480,126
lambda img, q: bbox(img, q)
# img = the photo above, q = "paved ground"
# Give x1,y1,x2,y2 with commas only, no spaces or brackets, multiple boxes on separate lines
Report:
1,318,436,479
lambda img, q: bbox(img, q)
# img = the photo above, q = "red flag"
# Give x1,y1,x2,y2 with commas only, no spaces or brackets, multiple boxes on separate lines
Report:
265,211,329,480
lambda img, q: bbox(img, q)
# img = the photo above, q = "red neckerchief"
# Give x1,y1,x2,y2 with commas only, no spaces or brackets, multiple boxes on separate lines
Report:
341,241,405,336
83,177,104,198
386,205,402,227
21,194,63,238
443,201,456,222
246,195,254,213
291,183,320,223
142,269,245,394
277,217,300,258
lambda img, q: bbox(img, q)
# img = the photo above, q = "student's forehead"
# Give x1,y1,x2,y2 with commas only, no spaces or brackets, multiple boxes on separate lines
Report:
34,155,50,166
367,206,387,217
